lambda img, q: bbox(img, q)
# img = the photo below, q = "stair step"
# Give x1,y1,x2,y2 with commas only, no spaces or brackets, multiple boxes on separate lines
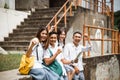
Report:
25,17,53,21
9,32,36,37
32,9,58,14
21,21,66,26
4,37,32,41
23,20,67,24
17,23,65,29
28,12,56,18
13,28,39,32
6,35,34,39
0,41,29,46
17,24,45,28
25,16,72,21
1,45,28,51
35,7,60,11
24,18,51,22
24,19,50,23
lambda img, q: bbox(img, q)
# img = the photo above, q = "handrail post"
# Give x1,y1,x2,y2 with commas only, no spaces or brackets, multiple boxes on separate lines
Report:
47,25,51,32
87,27,90,57
102,0,103,14
83,24,87,58
70,2,73,16
112,31,115,54
64,5,67,28
101,29,104,55
54,16,57,32
74,0,77,9
115,31,118,53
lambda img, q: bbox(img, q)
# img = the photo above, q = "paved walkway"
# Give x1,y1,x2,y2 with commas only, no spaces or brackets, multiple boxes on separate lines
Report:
0,69,30,80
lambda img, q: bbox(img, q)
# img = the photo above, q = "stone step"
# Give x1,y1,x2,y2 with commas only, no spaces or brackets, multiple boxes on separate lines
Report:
32,9,58,14
9,32,36,37
24,19,51,22
17,23,65,29
35,7,60,12
24,19,50,23
25,16,72,21
28,12,56,18
21,21,66,26
4,37,33,41
0,41,29,46
17,24,46,28
13,28,39,33
5,35,34,40
25,17,52,21
1,45,28,51
24,19,69,24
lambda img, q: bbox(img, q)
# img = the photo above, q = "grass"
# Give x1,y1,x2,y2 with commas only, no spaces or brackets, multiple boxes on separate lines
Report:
0,54,22,72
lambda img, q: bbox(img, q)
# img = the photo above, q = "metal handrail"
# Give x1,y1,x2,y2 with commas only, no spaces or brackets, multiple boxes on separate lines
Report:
83,24,119,57
46,0,78,32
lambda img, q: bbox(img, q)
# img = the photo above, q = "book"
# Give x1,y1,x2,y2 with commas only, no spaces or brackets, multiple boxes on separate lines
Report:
75,46,91,59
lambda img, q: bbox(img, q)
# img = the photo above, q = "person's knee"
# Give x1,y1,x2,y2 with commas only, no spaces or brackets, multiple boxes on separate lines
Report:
72,69,75,74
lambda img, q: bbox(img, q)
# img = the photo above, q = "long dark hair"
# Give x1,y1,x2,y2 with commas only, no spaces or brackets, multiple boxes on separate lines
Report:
35,27,48,49
35,27,48,42
57,27,66,46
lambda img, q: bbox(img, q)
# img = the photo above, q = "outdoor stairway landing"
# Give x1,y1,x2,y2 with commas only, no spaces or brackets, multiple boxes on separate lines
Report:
0,7,74,52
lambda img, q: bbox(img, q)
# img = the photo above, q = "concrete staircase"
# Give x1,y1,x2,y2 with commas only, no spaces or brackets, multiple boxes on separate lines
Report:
0,7,74,52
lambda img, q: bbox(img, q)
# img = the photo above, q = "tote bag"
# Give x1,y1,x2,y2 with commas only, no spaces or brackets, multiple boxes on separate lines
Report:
19,55,35,75
19,45,39,75
43,49,63,76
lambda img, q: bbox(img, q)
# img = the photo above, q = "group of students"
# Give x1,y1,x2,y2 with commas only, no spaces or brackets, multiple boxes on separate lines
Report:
26,26,91,80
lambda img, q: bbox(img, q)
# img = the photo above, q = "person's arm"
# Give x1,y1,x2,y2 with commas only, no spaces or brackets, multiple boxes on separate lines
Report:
49,26,55,33
61,58,72,64
72,65,80,74
84,33,91,45
44,48,62,65
26,38,39,57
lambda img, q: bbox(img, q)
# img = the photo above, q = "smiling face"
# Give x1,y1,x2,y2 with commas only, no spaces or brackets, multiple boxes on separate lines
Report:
40,30,48,42
73,32,82,46
49,33,57,46
59,31,66,42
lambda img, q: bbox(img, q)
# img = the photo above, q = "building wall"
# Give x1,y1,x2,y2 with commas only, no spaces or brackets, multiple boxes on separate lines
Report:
114,0,120,12
15,0,49,10
0,8,29,41
66,7,111,56
83,54,120,80
0,0,15,9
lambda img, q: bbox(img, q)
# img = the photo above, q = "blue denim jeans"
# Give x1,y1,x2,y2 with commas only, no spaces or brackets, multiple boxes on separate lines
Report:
73,71,85,80
30,68,60,80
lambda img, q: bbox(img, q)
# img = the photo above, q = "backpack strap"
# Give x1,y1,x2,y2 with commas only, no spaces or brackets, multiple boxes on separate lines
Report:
35,45,39,61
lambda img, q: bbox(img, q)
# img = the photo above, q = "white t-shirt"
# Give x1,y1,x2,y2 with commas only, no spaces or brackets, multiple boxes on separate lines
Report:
63,43,84,71
43,45,67,76
31,43,44,69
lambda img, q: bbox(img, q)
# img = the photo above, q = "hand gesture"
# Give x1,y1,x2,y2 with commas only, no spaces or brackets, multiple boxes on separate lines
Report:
84,33,89,40
74,66,80,74
31,38,39,47
56,48,62,55
74,58,78,63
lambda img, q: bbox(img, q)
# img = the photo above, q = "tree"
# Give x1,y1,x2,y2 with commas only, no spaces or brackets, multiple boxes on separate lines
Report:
114,10,120,31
